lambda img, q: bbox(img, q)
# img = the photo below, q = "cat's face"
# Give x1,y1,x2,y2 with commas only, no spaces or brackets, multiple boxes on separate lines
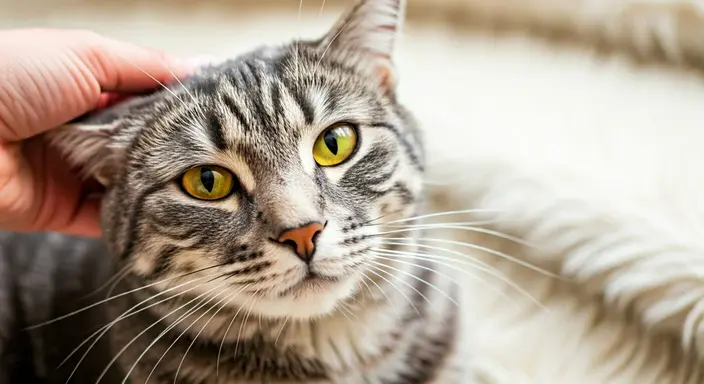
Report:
52,0,423,319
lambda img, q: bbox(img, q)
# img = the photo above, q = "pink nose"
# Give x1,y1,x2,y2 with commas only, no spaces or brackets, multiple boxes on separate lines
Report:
276,222,325,262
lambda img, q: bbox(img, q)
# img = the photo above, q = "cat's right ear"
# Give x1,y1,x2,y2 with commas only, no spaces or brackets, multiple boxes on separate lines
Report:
318,0,406,91
46,121,124,186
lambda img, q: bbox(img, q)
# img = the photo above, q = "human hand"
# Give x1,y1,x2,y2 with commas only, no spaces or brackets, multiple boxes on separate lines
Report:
0,29,192,238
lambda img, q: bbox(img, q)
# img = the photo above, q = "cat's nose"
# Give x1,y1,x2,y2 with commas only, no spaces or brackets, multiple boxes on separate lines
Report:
276,222,325,262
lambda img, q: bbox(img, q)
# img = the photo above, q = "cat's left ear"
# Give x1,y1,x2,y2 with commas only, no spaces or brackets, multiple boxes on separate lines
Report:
319,0,406,90
46,121,124,186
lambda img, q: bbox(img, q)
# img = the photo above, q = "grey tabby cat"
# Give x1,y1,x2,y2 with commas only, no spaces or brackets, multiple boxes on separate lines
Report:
0,0,470,382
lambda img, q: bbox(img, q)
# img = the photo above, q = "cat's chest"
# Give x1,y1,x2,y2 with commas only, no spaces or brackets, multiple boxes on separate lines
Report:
108,310,405,384
107,292,465,384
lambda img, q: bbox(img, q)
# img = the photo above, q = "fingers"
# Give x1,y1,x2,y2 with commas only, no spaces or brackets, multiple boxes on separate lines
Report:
72,31,192,93
22,137,103,238
96,92,133,110
0,29,194,237
59,198,102,238
0,29,195,141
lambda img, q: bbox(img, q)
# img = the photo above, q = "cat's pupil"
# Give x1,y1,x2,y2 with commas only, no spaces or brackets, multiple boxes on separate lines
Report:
200,168,215,192
324,130,338,155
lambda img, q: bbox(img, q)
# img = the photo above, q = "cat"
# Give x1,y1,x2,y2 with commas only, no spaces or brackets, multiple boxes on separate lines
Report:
0,0,472,382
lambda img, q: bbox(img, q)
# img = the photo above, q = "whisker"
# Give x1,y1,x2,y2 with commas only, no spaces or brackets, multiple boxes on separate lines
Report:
274,315,290,347
105,267,132,299
359,271,395,310
369,225,535,248
361,263,421,316
315,16,354,73
383,220,496,228
402,221,536,248
132,65,179,99
125,283,229,384
345,287,363,305
121,282,232,384
162,61,198,105
79,265,131,300
372,247,535,310
96,278,230,384
235,295,259,357
380,236,557,278
379,240,526,282
370,252,463,293
375,244,524,288
115,57,191,111
356,274,375,301
219,292,256,375
377,241,511,276
27,262,228,329
172,285,249,384
59,272,220,378
365,259,459,308
318,0,327,17
336,302,359,321
380,208,503,226
337,306,352,323
380,239,558,293
358,208,405,227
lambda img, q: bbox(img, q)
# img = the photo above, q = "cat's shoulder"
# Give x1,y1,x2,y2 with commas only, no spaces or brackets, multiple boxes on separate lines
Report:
0,232,118,382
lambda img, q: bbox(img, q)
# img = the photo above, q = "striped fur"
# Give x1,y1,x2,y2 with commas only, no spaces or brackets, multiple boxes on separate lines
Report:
0,0,470,382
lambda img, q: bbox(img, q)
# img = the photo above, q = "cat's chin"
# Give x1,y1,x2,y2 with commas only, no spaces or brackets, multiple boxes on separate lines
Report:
247,276,359,320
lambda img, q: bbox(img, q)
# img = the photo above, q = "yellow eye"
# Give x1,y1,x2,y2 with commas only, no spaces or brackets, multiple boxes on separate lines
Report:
181,165,235,200
313,123,358,166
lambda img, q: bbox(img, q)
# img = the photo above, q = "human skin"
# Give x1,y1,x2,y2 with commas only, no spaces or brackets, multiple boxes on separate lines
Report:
0,29,192,237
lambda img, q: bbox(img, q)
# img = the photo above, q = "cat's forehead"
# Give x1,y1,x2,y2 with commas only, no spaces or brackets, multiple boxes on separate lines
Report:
156,48,376,139
130,43,387,180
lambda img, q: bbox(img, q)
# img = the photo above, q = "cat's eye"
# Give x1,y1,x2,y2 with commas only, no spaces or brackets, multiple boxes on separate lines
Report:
181,165,236,201
313,123,358,166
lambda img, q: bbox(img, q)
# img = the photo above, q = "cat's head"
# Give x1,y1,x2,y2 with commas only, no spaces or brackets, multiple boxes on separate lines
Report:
50,0,423,319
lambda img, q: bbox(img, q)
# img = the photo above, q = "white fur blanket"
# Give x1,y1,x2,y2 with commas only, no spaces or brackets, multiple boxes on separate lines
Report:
413,1,704,382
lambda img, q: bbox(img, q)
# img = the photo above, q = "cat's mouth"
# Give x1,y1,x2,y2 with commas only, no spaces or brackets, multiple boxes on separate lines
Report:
280,272,340,297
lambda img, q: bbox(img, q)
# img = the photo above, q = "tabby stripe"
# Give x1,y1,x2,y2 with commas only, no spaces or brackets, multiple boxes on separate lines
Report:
370,122,423,171
149,220,200,242
388,182,415,205
365,163,400,186
410,258,435,317
225,262,271,277
244,60,262,88
222,94,249,131
290,84,315,125
340,145,396,189
119,184,163,261
270,81,283,125
151,245,179,277
204,110,228,150
392,285,459,384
